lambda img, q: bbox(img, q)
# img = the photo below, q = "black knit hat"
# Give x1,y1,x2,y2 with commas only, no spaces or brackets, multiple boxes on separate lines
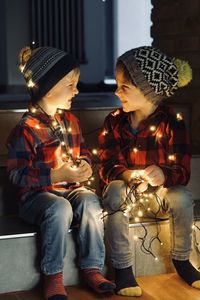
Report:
19,46,79,103
117,46,180,103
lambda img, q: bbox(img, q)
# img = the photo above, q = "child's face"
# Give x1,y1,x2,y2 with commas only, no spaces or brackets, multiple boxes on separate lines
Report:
115,68,149,113
45,70,79,110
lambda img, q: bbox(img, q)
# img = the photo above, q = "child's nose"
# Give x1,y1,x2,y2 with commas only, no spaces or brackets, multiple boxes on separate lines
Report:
74,87,79,95
115,87,121,97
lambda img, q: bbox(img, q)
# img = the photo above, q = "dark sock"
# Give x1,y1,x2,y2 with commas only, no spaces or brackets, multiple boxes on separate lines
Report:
44,272,67,300
82,268,116,293
172,259,200,286
115,266,139,292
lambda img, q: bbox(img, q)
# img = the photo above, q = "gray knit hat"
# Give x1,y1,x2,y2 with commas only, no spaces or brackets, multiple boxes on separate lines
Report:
118,46,181,103
19,46,79,103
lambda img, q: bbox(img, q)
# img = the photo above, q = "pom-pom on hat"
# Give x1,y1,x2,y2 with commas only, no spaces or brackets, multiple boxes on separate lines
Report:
19,46,79,103
117,46,192,104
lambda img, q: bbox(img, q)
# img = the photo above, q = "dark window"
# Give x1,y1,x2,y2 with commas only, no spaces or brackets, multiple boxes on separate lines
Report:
30,0,86,62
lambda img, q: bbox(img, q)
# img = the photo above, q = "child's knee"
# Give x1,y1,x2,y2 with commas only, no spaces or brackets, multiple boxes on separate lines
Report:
102,180,129,211
166,186,193,211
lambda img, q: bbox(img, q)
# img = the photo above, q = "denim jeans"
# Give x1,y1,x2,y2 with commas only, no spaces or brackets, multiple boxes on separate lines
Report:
19,187,105,275
102,180,194,269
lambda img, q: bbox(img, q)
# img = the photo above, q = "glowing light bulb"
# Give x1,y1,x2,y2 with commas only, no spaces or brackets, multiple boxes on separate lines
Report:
168,154,176,161
27,79,35,88
112,109,120,116
134,217,140,222
52,120,57,127
19,64,25,73
67,127,72,133
58,109,63,114
138,210,143,217
176,112,183,121
157,133,162,138
150,125,156,132
87,180,91,185
133,148,138,153
102,130,108,136
126,205,131,212
31,107,37,113
68,149,73,154
35,124,40,129
160,242,164,246
155,257,158,261
92,149,98,155
90,177,95,181
61,141,65,146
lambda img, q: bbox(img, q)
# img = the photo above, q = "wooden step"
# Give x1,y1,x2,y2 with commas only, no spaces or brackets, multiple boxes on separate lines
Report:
1,273,200,300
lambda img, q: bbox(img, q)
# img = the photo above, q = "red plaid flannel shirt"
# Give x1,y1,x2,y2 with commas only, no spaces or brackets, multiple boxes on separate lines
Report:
98,104,191,188
7,109,92,202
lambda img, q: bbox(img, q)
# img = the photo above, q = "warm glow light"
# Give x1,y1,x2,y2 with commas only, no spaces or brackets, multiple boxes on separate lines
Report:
138,210,143,217
35,124,40,129
67,127,72,132
112,109,120,116
27,79,35,88
134,217,140,222
176,112,183,121
58,109,63,114
31,107,37,113
157,133,162,138
133,147,138,153
19,64,25,73
102,130,108,136
52,120,57,127
168,154,176,161
61,141,65,146
150,125,156,132
155,257,158,261
92,149,98,155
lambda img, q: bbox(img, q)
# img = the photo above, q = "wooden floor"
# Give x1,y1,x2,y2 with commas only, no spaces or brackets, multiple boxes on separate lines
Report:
1,273,200,300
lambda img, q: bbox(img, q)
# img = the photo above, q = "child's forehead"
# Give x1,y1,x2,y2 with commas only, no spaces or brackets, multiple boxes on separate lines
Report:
115,68,127,82
62,70,80,83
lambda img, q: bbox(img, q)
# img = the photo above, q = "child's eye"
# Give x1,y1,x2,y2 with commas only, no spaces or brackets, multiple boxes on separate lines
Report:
122,84,130,89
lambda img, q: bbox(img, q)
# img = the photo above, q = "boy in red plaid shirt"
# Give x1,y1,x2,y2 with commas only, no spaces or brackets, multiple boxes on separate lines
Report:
98,46,199,296
7,46,115,300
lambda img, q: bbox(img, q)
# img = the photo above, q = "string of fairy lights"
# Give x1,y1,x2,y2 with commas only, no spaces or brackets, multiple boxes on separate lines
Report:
19,50,196,262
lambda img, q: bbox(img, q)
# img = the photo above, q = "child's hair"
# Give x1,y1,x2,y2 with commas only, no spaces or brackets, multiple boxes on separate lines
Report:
18,46,79,104
116,60,136,86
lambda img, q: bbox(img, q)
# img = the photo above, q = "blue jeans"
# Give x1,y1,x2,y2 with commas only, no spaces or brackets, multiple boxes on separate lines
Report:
102,180,194,269
19,187,105,275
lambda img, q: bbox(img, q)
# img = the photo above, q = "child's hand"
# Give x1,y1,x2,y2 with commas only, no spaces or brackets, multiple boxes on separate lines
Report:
119,170,134,186
77,160,93,181
51,160,92,183
143,165,165,186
